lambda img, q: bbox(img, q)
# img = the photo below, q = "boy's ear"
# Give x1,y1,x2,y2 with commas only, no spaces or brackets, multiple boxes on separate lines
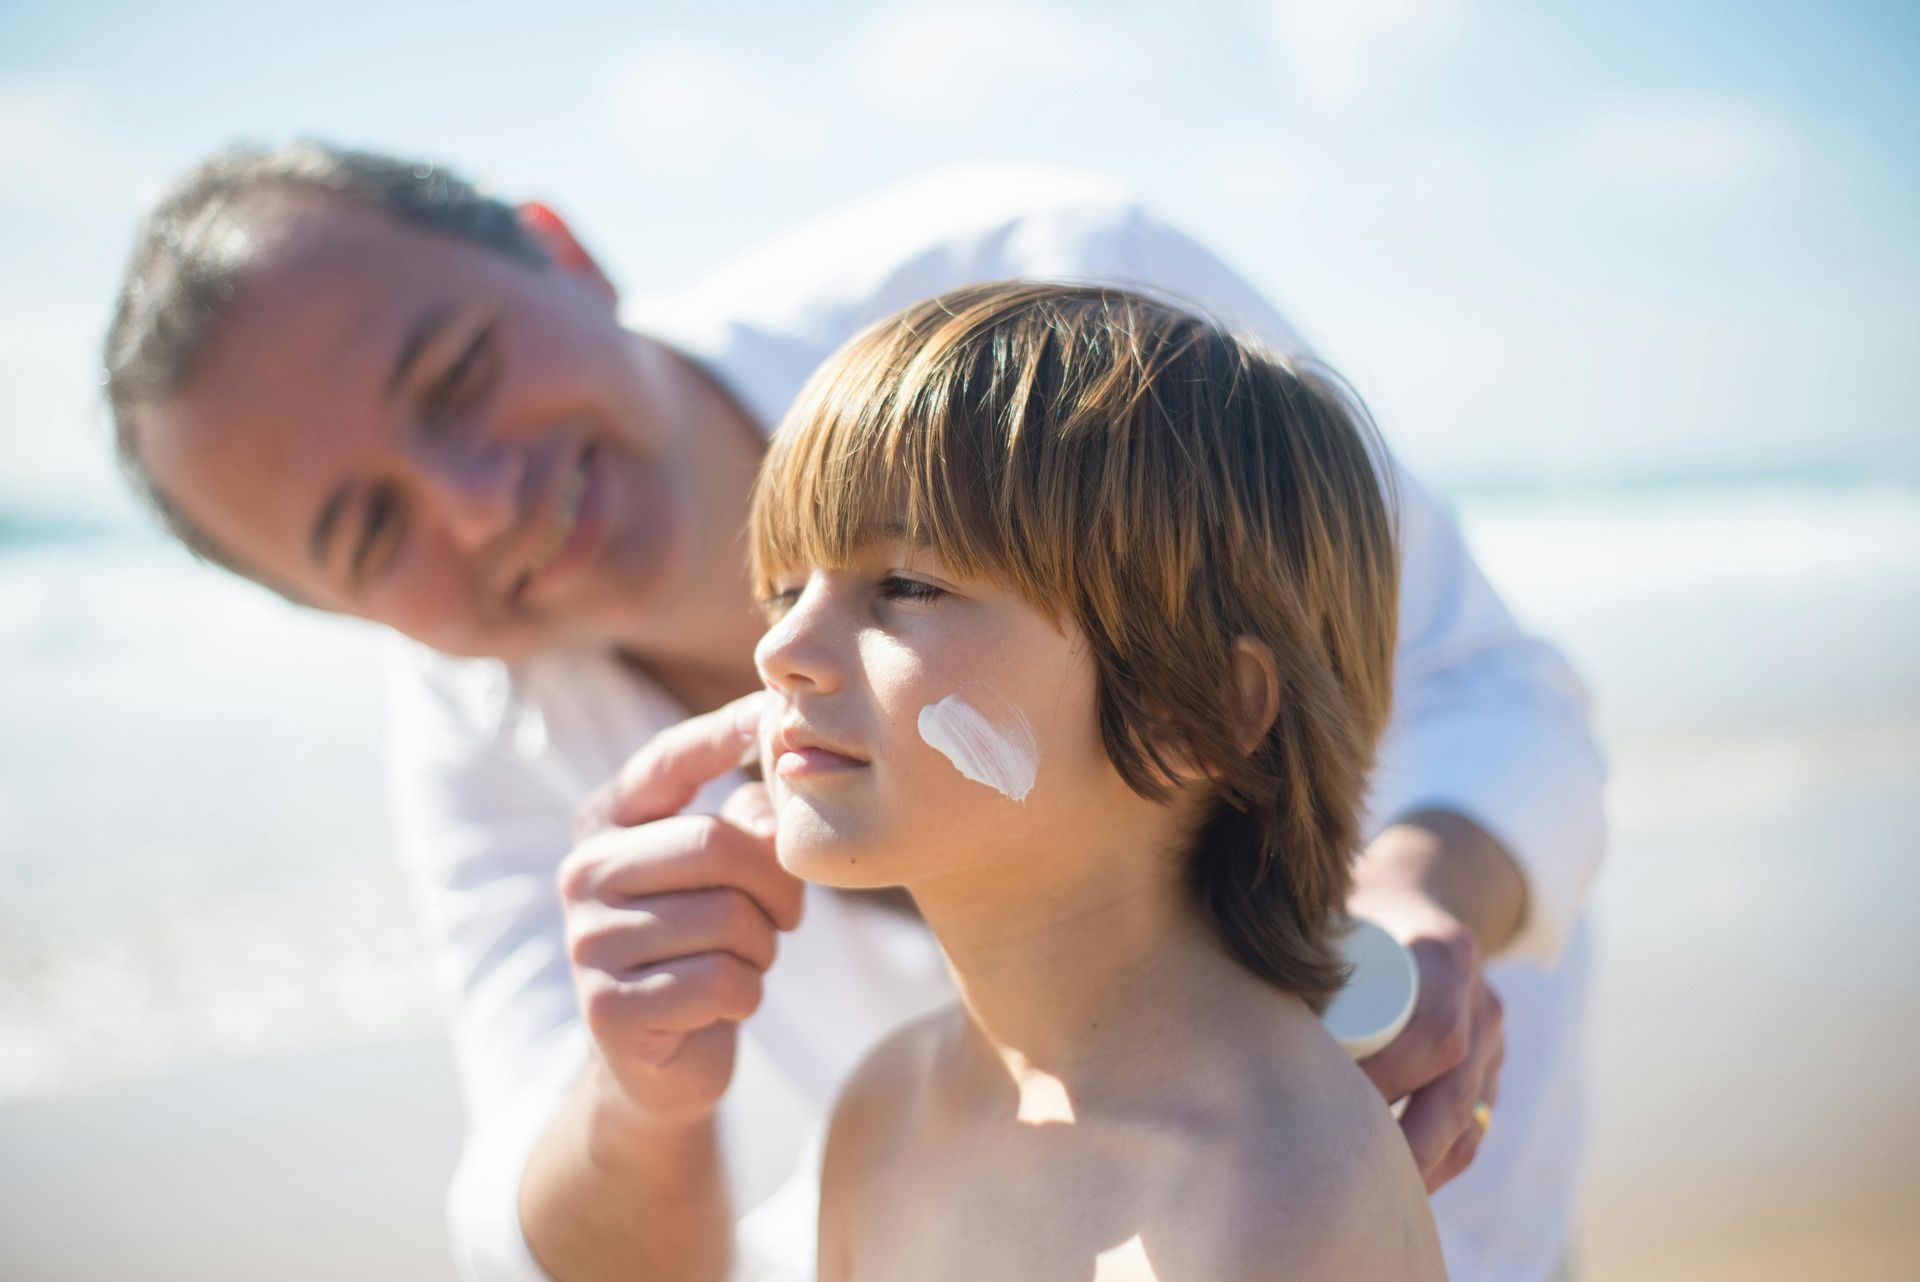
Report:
1146,638,1283,787
1232,637,1282,755
517,201,618,305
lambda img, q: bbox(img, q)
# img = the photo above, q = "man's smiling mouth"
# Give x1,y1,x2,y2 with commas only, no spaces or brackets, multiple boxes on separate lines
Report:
512,444,593,601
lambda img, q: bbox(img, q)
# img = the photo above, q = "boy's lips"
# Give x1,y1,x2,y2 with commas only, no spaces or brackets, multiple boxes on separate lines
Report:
771,720,868,778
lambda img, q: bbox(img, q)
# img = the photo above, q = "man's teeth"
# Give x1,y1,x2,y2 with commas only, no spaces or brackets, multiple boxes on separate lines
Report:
529,458,587,575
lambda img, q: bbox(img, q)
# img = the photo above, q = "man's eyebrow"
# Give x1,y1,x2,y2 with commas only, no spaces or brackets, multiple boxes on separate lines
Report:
310,483,352,570
388,302,455,396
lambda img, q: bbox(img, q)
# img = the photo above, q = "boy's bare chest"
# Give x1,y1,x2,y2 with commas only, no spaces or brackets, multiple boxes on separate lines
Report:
840,1120,1213,1282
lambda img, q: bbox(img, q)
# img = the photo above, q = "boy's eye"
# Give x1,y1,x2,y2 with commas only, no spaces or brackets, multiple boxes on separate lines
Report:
880,574,945,604
759,587,800,619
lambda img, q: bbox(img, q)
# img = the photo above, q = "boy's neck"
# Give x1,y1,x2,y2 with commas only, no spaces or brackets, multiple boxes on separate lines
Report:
909,828,1318,1120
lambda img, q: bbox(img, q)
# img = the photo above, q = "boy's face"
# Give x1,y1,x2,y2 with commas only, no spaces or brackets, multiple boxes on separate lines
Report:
137,198,755,662
753,538,1150,891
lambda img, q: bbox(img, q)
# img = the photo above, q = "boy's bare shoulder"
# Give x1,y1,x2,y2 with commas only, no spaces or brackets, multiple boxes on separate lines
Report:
1190,1060,1448,1281
821,1002,959,1203
826,1004,952,1151
819,1006,957,1282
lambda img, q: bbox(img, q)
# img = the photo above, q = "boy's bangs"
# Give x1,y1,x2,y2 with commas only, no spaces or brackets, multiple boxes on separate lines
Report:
752,323,1040,600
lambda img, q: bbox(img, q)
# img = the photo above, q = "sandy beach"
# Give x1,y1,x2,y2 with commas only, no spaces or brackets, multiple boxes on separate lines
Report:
3,483,1917,1280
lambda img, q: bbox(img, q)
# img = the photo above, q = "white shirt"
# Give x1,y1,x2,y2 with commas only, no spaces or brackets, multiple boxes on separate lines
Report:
388,169,1607,1282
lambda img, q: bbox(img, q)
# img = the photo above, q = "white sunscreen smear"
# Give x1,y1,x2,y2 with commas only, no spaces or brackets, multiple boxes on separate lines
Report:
917,695,1038,801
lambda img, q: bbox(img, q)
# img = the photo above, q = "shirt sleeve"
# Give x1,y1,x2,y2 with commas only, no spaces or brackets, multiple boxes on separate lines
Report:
1073,202,1608,964
386,642,589,1282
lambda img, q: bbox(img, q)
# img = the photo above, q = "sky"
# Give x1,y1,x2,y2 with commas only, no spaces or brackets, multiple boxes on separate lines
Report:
2,0,1916,518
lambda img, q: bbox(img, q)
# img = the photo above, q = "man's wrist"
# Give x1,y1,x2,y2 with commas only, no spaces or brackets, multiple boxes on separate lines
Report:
1350,808,1527,958
521,1055,732,1282
578,1053,721,1180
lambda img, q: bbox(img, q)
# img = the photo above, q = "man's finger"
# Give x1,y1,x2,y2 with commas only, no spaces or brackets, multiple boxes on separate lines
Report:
1396,1054,1480,1187
1395,977,1505,1191
565,887,782,975
609,692,769,828
587,951,767,1033
1359,938,1472,1103
1433,1029,1503,1188
719,780,778,841
1428,1109,1487,1191
566,814,805,931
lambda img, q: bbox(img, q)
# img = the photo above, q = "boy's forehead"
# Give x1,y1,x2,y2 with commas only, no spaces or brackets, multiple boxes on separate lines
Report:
759,519,936,575
833,519,939,558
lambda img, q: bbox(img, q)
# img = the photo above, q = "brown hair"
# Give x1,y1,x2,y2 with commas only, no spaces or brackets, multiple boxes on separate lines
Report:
750,281,1400,1009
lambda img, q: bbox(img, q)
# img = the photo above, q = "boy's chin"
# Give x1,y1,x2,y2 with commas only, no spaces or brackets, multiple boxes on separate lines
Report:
774,832,904,891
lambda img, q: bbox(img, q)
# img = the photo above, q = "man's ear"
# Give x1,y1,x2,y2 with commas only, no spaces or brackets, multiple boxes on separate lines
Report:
1232,637,1282,755
517,201,618,306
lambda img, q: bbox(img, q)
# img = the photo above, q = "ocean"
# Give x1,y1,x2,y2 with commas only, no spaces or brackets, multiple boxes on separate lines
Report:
4,477,1917,1099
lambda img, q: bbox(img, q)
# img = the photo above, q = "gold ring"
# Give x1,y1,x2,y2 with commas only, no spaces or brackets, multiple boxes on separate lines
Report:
1472,1101,1493,1134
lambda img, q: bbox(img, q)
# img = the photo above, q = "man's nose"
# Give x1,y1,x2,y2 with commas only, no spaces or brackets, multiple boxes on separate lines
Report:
414,442,523,552
754,585,845,697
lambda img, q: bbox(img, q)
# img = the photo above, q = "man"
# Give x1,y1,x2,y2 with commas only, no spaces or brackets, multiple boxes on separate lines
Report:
105,143,1604,1282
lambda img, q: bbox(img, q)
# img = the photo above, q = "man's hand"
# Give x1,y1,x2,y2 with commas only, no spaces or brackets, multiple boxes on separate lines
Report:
1351,887,1504,1192
1348,810,1523,1193
558,691,805,1132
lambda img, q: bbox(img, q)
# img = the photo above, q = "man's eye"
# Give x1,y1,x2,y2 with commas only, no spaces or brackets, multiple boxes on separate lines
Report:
353,486,402,579
427,324,495,414
880,575,944,604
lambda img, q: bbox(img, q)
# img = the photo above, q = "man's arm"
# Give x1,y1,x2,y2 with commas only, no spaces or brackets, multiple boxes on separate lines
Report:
1334,461,1601,1191
1355,808,1527,958
1347,811,1520,1190
517,696,803,1282
387,644,609,1282
389,643,798,1282
519,1058,731,1282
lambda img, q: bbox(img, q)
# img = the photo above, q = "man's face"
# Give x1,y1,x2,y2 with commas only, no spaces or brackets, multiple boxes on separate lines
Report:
141,197,747,661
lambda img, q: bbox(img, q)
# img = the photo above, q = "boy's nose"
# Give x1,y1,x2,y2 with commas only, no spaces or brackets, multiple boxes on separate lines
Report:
754,589,845,696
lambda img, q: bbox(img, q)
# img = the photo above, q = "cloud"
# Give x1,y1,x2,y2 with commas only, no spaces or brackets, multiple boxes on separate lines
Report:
1262,0,1470,99
603,44,850,180
0,79,162,216
607,48,789,158
1567,99,1777,189
854,2,1126,126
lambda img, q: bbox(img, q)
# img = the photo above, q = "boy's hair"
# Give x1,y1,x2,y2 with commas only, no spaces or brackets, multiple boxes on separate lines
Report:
750,281,1400,1009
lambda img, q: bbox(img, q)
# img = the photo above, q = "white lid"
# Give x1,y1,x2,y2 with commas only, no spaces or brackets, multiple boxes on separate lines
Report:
1319,917,1419,1060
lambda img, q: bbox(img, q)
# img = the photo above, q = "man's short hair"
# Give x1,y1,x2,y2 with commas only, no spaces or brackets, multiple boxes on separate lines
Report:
101,140,548,585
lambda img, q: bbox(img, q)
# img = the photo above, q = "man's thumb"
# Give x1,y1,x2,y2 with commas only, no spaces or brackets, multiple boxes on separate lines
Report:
720,780,779,841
